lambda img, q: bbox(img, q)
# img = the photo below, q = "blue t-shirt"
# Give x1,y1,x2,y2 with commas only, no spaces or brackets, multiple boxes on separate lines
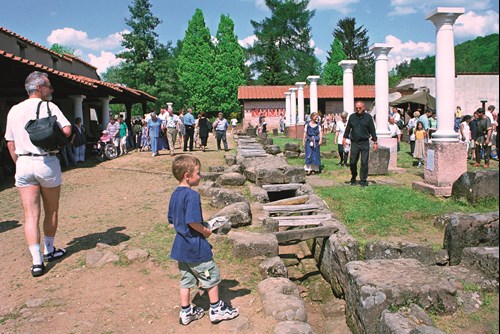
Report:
168,187,213,263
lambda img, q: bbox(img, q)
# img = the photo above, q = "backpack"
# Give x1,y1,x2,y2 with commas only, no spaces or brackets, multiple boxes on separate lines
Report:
25,101,68,151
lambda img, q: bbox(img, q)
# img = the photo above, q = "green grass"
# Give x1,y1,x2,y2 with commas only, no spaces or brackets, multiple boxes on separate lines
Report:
315,184,499,244
139,223,176,267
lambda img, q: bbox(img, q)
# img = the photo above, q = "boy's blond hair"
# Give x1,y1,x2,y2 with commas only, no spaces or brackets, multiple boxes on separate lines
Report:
172,155,201,181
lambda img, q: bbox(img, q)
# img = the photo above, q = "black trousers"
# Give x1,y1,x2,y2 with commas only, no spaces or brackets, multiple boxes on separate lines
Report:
184,125,194,151
350,141,370,182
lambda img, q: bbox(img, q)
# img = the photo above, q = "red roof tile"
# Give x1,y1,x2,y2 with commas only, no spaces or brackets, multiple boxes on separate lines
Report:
238,85,375,100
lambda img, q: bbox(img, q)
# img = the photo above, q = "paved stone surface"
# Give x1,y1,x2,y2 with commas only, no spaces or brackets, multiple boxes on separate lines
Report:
345,259,459,334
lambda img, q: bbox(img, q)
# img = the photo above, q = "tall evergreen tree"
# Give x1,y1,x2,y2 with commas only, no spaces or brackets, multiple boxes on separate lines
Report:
258,38,288,85
213,15,247,115
322,38,346,85
333,17,374,85
177,9,215,112
248,0,320,84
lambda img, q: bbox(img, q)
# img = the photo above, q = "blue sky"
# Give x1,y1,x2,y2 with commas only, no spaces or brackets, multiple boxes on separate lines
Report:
1,0,498,74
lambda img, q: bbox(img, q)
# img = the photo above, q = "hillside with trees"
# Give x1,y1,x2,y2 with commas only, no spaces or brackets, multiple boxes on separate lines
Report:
389,33,499,87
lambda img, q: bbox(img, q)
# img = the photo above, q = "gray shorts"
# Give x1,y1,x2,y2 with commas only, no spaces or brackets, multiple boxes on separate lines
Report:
15,156,62,188
178,260,221,289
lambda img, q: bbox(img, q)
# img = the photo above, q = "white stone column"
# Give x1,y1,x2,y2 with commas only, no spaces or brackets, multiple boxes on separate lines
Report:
285,92,292,127
426,7,464,142
100,96,111,127
167,102,173,110
289,88,298,125
69,95,86,124
370,44,393,138
296,82,306,125
339,61,357,115
307,76,320,116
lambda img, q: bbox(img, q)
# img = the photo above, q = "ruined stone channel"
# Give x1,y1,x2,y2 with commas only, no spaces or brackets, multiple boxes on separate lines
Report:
199,132,499,334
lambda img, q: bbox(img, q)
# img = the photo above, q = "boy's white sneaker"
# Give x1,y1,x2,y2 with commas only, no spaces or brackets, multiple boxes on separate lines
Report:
209,301,239,324
179,305,205,326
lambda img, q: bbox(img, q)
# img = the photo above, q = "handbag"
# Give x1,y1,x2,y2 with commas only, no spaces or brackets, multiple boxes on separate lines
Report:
25,101,68,151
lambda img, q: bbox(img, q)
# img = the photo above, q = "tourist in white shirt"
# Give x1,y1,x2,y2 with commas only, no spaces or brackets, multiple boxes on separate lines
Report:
334,112,349,166
388,116,402,151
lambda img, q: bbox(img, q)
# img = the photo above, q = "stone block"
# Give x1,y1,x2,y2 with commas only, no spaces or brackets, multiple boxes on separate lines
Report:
284,143,300,152
274,321,315,334
225,154,237,166
423,142,468,187
260,256,288,279
285,151,301,158
263,217,280,232
215,172,246,186
266,145,282,155
258,278,307,322
443,212,499,265
452,170,499,204
368,146,390,175
249,185,270,203
309,221,359,299
461,247,499,282
210,188,248,208
265,138,274,146
125,248,149,262
225,164,243,174
201,172,222,182
379,304,445,334
209,166,226,173
365,241,436,266
228,231,279,258
378,137,398,171
198,181,217,197
345,259,459,334
210,201,252,228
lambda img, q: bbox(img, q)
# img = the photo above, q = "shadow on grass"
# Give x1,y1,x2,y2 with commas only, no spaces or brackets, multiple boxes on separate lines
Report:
0,220,21,233
191,279,252,309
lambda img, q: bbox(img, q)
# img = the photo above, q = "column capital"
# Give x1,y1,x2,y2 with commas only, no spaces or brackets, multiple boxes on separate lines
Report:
426,7,464,27
369,44,393,59
284,92,291,97
307,75,320,83
289,88,298,93
99,96,112,103
295,82,307,88
338,60,358,71
69,94,86,101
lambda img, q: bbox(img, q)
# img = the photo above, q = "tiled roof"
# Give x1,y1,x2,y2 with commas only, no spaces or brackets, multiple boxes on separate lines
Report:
238,85,375,100
0,26,72,62
0,49,156,101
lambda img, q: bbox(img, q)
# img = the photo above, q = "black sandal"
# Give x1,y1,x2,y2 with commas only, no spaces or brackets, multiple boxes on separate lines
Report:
31,263,45,277
43,248,67,262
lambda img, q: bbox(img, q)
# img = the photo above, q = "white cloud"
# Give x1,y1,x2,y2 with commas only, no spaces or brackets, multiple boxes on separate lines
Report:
308,0,360,14
388,0,492,16
309,39,325,57
239,35,258,48
384,35,435,70
47,27,128,51
455,10,499,38
88,51,123,74
255,0,267,10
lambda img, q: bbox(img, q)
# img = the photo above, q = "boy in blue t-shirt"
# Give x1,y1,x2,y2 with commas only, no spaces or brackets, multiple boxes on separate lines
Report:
168,155,239,326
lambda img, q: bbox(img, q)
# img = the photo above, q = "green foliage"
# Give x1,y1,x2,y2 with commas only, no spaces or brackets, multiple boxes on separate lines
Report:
333,17,374,85
49,43,75,56
248,0,321,84
257,37,288,85
177,9,216,112
213,15,246,115
322,38,346,85
390,34,499,87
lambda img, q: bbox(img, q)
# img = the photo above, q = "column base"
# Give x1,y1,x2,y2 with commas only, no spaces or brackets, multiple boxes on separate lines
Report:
378,137,404,173
412,141,467,197
288,124,305,139
431,130,460,142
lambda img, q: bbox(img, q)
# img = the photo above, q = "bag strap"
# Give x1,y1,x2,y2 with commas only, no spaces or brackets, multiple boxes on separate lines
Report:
35,101,52,119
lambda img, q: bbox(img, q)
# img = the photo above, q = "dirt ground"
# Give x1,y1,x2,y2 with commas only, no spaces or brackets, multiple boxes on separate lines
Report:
0,134,347,334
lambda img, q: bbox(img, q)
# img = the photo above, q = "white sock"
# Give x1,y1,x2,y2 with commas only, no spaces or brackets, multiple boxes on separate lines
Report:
44,236,55,255
29,244,43,265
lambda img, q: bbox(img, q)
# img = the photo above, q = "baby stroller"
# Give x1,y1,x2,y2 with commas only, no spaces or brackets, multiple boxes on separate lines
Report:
95,130,118,161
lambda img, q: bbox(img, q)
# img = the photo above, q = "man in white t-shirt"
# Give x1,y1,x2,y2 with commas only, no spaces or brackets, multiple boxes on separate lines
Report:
388,116,402,151
334,112,349,166
230,118,238,134
4,71,72,277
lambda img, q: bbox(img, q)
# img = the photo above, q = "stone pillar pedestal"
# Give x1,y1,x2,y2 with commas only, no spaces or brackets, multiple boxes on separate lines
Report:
412,142,467,196
378,137,405,173
288,124,305,140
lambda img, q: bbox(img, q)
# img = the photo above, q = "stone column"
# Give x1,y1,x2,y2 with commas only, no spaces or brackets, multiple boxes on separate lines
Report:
289,88,298,126
296,82,306,125
370,44,393,138
100,96,111,127
69,95,86,124
307,76,320,116
167,102,173,110
285,92,292,127
338,61,357,115
413,7,466,197
426,7,464,142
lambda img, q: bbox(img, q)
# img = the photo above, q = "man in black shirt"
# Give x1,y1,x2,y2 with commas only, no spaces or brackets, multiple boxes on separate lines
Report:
343,101,378,187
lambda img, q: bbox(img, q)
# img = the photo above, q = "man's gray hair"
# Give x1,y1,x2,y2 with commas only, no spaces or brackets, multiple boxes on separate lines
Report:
25,71,48,95
341,111,349,118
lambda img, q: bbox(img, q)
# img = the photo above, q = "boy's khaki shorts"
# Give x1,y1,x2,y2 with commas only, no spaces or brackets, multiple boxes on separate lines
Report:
178,260,221,289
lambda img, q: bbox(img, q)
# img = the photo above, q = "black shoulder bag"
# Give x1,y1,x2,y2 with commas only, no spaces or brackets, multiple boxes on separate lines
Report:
25,101,68,151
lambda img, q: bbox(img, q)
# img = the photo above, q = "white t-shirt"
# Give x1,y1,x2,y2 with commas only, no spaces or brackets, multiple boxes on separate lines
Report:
388,123,401,137
335,121,347,144
231,118,238,126
5,98,71,155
